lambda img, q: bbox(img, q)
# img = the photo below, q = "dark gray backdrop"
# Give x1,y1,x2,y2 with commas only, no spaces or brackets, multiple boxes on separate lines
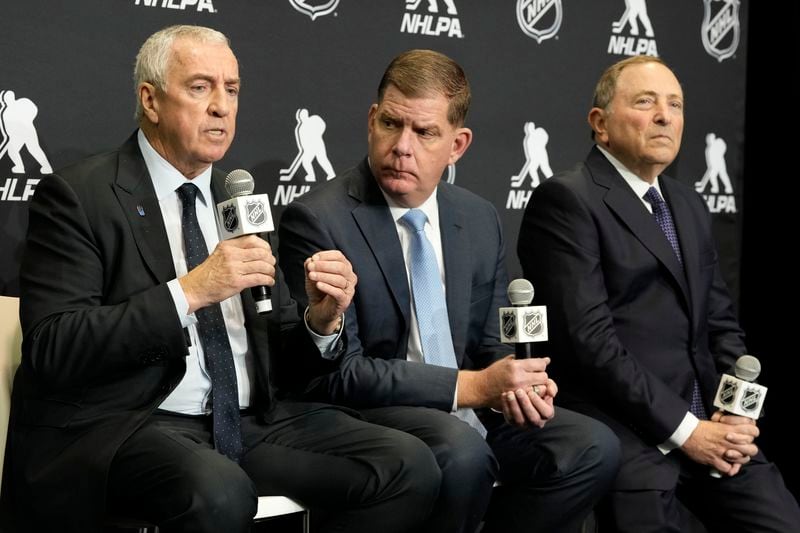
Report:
1,0,747,297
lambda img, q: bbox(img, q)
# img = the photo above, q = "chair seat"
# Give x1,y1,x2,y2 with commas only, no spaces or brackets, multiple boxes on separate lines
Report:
254,496,306,521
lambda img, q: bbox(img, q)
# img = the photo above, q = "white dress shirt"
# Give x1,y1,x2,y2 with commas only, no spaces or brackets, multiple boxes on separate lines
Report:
138,130,339,415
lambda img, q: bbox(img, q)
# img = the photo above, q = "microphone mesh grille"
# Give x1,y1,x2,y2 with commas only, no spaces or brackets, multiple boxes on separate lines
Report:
225,169,255,198
507,278,534,306
734,355,761,382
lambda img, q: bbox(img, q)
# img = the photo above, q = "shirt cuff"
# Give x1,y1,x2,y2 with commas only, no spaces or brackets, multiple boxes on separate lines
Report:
451,383,459,413
658,411,700,455
304,307,344,360
168,278,198,328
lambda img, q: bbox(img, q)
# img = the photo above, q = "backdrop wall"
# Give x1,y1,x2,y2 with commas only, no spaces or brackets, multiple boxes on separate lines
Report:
1,0,746,295
7,0,789,494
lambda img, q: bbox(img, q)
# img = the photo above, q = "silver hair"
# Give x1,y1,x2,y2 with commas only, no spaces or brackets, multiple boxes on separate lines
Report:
133,25,229,121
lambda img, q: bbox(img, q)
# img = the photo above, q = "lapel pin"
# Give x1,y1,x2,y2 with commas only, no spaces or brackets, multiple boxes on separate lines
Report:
136,205,145,217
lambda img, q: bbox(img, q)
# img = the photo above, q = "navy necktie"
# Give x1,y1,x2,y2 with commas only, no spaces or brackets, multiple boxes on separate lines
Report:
643,187,707,419
401,209,486,437
644,186,683,265
177,183,243,461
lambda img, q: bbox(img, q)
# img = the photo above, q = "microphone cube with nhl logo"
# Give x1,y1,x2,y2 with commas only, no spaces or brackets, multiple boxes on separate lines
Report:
713,375,767,419
216,193,274,238
499,305,548,345
499,279,548,358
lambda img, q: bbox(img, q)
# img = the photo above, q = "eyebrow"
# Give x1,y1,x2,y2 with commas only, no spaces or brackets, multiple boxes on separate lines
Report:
189,74,241,85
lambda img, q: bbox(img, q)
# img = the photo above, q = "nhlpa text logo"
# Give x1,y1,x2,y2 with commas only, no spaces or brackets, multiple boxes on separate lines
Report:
516,0,563,43
701,0,740,62
133,0,216,13
694,133,736,214
1,90,51,202
289,0,339,20
608,0,658,57
401,0,463,39
506,121,553,210
274,108,335,206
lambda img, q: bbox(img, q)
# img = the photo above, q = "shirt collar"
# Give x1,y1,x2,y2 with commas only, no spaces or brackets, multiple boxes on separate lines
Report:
380,186,440,230
596,144,663,199
137,129,214,206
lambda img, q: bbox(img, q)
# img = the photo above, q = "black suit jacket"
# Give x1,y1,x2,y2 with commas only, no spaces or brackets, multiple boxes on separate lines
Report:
278,159,510,410
6,134,324,528
518,147,745,489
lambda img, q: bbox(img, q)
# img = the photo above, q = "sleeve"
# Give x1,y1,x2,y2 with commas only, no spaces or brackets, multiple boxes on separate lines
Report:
278,199,458,410
519,179,689,443
18,174,187,390
699,199,746,373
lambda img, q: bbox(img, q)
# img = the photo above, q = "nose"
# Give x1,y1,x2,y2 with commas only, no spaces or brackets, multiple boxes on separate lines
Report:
392,126,414,157
653,101,671,126
208,87,231,117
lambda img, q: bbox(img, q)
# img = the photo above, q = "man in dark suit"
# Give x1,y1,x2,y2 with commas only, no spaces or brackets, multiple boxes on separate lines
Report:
3,25,440,533
518,55,800,531
279,49,620,533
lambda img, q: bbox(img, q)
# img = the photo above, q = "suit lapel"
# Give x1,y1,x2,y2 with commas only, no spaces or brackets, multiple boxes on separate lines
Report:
587,148,691,308
438,185,470,366
112,134,175,284
661,179,703,325
349,163,412,326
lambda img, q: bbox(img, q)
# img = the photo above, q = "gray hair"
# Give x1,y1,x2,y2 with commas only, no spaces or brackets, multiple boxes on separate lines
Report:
133,25,229,121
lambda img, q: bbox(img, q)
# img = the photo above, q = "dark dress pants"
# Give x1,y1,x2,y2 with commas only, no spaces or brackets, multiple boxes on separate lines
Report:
483,407,621,533
600,450,800,533
106,407,441,533
362,405,620,533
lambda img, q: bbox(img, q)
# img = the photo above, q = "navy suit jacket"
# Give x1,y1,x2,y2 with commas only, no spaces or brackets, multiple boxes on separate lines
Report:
6,134,326,529
518,147,745,489
279,159,510,411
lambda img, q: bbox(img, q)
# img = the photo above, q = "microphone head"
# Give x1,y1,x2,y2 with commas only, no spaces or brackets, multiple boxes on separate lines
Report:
225,169,255,198
734,354,761,382
508,278,534,306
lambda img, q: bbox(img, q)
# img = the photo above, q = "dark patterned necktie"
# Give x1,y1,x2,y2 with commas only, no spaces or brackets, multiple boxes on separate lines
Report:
400,209,486,437
644,186,683,265
643,187,707,419
177,183,243,461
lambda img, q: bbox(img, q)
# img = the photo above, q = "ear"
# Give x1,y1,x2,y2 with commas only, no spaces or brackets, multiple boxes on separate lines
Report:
367,103,379,136
587,107,608,145
139,82,160,125
448,127,473,165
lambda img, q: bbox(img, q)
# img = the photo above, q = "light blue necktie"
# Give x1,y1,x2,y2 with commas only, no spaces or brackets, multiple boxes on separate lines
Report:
401,209,486,437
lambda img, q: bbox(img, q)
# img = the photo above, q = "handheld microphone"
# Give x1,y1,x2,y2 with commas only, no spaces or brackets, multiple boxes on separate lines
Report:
216,169,275,314
498,279,548,358
709,354,767,477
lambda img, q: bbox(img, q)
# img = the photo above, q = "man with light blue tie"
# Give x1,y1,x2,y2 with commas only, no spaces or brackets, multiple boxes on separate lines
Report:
279,49,620,533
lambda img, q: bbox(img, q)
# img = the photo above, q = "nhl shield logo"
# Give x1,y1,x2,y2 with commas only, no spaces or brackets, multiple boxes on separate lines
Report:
246,200,267,226
288,0,339,20
502,311,517,339
516,0,563,43
523,311,543,336
701,0,740,62
223,204,239,232
719,379,738,406
740,386,761,413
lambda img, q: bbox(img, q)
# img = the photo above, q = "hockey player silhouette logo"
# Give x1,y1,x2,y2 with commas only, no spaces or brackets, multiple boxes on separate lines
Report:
406,0,457,15
695,133,733,194
510,122,553,189
0,90,52,175
279,108,335,182
612,0,654,37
